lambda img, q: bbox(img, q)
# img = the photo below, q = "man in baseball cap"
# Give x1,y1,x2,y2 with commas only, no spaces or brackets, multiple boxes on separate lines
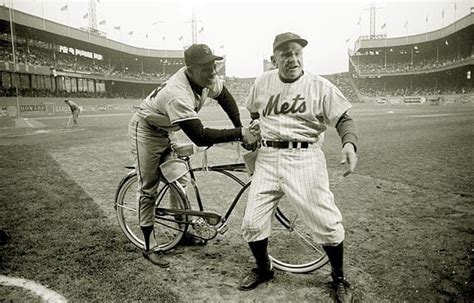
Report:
239,31,358,303
184,44,223,65
272,32,308,52
127,43,257,268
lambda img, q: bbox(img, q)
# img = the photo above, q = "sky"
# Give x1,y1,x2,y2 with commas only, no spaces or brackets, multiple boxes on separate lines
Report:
5,0,473,77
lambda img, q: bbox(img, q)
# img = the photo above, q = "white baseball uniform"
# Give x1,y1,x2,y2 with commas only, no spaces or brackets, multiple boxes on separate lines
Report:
241,69,352,245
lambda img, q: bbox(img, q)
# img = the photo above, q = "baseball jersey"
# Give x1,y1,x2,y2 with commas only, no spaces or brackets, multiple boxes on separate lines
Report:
67,101,80,112
137,67,224,132
246,69,352,144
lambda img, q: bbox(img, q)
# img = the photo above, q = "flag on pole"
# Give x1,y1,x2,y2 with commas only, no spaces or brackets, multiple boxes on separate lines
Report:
99,20,106,25
381,23,386,29
178,36,183,41
83,13,88,19
128,31,133,35
198,27,204,33
60,5,68,11
114,26,121,30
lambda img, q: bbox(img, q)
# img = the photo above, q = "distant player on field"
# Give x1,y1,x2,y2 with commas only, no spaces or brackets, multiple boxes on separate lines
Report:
64,99,80,127
238,32,358,303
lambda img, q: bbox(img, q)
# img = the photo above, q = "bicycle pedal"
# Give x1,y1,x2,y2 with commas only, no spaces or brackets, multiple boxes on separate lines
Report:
217,224,229,235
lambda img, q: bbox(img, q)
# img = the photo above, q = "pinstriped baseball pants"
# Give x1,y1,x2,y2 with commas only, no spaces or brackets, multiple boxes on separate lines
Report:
241,146,345,246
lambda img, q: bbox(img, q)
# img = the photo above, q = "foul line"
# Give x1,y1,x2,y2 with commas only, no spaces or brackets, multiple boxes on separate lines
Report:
408,113,464,118
0,275,67,302
23,118,35,128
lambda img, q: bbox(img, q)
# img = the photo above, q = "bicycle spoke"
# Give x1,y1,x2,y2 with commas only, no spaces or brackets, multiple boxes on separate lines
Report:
115,204,137,212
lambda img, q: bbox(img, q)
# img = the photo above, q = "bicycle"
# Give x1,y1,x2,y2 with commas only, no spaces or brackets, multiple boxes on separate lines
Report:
114,143,329,273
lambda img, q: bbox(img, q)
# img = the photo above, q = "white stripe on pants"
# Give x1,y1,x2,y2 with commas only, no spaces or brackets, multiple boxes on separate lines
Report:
241,146,345,245
128,113,187,227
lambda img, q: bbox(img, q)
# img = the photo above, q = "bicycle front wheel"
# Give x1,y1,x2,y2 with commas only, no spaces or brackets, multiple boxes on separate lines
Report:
269,195,329,273
115,172,189,252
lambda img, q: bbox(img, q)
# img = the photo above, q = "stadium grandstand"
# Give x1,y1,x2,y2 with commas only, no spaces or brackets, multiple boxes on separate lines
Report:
0,6,186,100
347,10,473,104
0,6,472,122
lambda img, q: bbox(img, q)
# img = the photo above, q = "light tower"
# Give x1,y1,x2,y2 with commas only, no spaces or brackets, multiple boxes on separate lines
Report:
88,0,98,31
365,2,382,37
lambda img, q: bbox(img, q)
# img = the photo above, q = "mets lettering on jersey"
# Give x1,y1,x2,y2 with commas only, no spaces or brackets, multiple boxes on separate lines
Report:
262,93,306,116
247,69,352,143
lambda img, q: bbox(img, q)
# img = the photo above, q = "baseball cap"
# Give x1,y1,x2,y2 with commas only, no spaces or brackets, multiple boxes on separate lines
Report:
273,32,308,52
184,44,223,65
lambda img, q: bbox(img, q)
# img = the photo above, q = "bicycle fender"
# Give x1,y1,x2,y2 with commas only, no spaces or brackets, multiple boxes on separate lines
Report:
114,169,136,207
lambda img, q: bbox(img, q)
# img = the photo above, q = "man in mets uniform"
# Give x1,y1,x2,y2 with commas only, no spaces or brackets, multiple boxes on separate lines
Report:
239,32,358,303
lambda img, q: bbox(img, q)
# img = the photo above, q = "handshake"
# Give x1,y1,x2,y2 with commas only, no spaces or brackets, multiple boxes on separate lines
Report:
241,120,261,151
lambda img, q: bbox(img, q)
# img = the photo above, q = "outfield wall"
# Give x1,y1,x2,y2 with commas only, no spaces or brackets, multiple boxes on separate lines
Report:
1,93,473,121
358,93,474,105
0,97,142,119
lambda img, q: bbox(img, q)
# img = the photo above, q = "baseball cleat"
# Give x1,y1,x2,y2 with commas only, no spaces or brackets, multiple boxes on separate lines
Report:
333,276,353,303
238,268,274,291
142,250,170,268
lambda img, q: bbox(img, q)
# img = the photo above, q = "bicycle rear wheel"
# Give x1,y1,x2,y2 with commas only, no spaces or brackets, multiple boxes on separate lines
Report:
268,195,329,273
115,172,189,252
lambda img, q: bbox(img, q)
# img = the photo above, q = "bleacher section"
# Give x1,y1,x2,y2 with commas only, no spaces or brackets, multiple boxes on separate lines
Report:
349,11,473,103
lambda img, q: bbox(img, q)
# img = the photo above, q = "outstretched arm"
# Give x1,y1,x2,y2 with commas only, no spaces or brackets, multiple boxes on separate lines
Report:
178,119,257,147
214,86,242,128
336,112,358,176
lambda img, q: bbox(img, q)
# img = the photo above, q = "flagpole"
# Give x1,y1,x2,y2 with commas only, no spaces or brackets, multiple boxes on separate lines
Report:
66,1,70,36
41,0,45,29
425,15,428,41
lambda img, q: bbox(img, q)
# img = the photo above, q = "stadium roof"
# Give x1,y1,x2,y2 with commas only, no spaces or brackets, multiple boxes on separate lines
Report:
0,6,184,58
354,11,473,51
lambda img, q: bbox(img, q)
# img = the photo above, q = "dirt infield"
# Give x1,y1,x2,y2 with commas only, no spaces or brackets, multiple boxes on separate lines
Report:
1,103,473,301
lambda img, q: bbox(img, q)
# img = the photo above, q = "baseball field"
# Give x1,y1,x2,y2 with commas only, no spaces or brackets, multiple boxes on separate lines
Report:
1,101,473,302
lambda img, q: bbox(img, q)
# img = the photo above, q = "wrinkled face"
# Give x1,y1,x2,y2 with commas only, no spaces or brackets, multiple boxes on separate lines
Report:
187,61,218,89
272,42,304,81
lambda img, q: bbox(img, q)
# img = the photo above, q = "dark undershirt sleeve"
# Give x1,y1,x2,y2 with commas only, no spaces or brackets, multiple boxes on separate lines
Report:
335,111,358,152
177,119,242,147
215,86,242,128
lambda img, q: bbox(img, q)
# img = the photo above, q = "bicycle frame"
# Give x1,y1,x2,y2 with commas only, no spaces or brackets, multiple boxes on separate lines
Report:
182,157,250,233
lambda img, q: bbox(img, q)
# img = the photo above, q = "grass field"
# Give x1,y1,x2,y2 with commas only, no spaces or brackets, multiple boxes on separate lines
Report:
1,102,473,302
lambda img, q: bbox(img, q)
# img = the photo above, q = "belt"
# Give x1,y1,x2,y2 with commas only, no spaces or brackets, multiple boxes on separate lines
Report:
261,140,311,149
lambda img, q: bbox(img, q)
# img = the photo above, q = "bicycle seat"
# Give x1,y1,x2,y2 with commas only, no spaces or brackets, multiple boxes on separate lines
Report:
172,143,194,158
160,158,188,183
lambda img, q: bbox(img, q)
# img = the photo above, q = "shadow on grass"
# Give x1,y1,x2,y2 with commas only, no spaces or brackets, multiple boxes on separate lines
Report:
0,145,180,302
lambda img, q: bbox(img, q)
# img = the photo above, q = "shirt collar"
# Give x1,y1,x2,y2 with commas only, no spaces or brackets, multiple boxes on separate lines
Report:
185,70,204,96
